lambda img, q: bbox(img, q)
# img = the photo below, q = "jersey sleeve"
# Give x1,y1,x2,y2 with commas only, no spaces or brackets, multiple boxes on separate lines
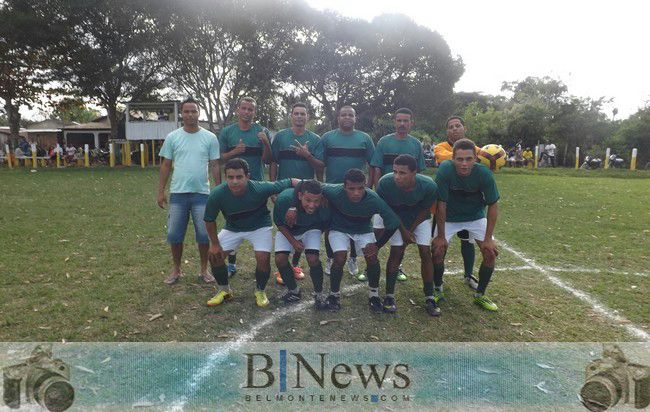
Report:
365,134,375,163
311,135,324,161
481,169,500,205
209,133,220,160
369,140,383,168
375,195,401,230
267,178,292,195
434,143,452,164
434,162,451,202
203,190,221,222
159,135,174,160
270,132,281,164
273,189,292,226
418,181,438,210
218,128,229,152
416,144,426,171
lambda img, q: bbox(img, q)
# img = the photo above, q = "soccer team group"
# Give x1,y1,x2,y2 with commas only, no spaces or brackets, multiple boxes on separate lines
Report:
157,97,500,317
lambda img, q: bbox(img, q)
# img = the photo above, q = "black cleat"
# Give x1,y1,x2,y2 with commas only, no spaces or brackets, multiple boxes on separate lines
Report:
314,295,328,311
382,296,397,313
425,298,441,317
369,296,383,313
280,290,301,304
326,294,341,311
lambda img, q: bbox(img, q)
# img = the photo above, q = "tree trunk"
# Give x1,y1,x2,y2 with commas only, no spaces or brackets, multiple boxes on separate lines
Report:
4,99,21,145
107,104,119,140
563,143,568,166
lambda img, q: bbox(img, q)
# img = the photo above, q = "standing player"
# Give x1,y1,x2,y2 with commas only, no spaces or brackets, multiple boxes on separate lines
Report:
370,107,426,282
433,116,480,291
270,102,324,284
376,155,439,316
320,106,375,280
273,180,330,308
203,159,298,308
157,97,221,285
218,97,272,278
432,139,500,312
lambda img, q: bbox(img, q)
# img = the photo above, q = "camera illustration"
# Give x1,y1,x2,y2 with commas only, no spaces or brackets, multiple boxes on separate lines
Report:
580,344,649,411
2,344,75,411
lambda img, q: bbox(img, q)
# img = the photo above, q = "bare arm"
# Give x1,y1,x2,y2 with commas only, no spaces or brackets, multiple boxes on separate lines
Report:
432,201,448,256
209,159,221,186
371,167,382,189
367,164,375,188
157,158,172,209
269,162,278,181
258,132,272,164
277,225,305,253
220,139,246,162
484,202,498,241
410,208,431,233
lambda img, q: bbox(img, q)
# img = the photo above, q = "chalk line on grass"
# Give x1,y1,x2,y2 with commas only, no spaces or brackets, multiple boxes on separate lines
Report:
168,283,366,411
498,240,649,342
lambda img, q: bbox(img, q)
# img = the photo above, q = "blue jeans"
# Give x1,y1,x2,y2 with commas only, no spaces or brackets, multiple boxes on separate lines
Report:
167,193,209,244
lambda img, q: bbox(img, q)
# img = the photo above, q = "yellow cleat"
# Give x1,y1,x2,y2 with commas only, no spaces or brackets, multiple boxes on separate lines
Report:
254,290,269,307
207,290,233,307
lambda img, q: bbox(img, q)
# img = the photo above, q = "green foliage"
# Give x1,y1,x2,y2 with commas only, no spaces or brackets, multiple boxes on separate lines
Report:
51,97,99,124
610,106,650,165
463,102,507,146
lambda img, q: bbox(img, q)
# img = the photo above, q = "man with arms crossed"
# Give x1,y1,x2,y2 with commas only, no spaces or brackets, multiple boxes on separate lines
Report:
203,159,299,308
157,97,220,285
376,155,439,316
432,139,500,312
218,96,273,277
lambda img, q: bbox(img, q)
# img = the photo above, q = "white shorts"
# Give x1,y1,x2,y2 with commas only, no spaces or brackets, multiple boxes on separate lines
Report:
329,230,376,255
218,226,273,253
274,229,322,253
433,218,490,243
372,214,384,229
390,219,432,246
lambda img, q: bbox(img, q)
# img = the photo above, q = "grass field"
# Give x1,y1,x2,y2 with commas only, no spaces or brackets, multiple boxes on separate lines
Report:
0,166,648,343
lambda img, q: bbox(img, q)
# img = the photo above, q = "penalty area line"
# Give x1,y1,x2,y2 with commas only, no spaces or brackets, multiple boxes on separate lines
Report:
498,240,649,342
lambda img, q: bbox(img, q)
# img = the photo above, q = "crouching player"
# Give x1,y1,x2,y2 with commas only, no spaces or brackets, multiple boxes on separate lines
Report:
376,154,439,316
203,158,299,308
321,169,408,312
432,139,500,312
273,180,330,308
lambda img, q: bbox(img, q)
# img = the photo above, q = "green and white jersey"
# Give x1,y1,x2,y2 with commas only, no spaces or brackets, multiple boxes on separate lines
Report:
370,133,426,177
271,128,323,179
320,129,375,183
204,179,291,232
321,184,400,234
273,188,331,235
435,160,500,222
218,123,270,181
376,173,437,228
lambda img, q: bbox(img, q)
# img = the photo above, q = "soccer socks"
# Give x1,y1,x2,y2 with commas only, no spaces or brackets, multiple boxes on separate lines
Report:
386,271,398,295
433,263,444,288
278,263,297,291
291,251,302,267
477,264,494,294
255,269,270,291
228,254,236,265
212,264,229,287
330,266,343,293
423,281,434,298
461,240,475,277
366,262,380,289
309,262,324,294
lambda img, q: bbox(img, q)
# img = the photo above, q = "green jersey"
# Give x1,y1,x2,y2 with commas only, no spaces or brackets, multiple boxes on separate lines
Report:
321,184,400,234
218,123,270,181
370,133,426,177
271,128,323,179
204,179,291,232
273,188,331,235
376,173,437,228
435,160,499,222
320,129,375,183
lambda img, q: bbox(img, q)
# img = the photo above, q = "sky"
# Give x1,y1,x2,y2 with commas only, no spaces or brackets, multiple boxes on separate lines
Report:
306,0,650,119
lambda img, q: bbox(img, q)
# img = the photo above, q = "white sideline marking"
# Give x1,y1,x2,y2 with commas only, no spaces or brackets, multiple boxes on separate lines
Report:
445,265,648,277
168,283,366,411
499,240,650,342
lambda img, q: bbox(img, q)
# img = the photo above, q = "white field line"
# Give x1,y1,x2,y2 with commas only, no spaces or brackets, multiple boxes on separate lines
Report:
444,265,647,277
168,283,366,411
499,240,650,342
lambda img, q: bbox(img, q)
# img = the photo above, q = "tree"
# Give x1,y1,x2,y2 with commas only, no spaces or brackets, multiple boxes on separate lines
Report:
611,106,650,166
50,97,99,124
53,0,169,140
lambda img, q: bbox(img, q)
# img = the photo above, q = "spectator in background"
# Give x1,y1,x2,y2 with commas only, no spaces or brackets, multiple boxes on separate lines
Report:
545,140,557,167
523,147,533,167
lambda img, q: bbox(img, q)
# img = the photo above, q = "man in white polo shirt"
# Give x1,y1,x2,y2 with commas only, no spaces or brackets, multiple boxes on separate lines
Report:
157,97,221,285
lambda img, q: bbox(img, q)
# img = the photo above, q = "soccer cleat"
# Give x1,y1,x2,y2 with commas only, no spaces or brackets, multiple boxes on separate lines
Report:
347,257,359,275
227,263,237,278
433,289,446,303
382,296,397,313
280,289,301,304
474,295,498,311
293,266,305,280
314,295,329,311
368,296,383,313
275,271,284,285
326,294,341,311
464,275,479,291
207,290,233,306
324,258,332,275
254,290,270,307
397,267,408,282
356,270,367,282
425,298,441,317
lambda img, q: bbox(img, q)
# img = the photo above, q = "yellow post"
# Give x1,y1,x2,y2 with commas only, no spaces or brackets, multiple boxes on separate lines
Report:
575,147,580,169
84,144,90,167
31,144,37,168
125,141,131,166
5,145,12,169
56,144,61,168
604,148,610,169
534,146,539,169
151,140,156,165
121,143,126,165
109,143,115,167
630,148,637,171
140,143,145,168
